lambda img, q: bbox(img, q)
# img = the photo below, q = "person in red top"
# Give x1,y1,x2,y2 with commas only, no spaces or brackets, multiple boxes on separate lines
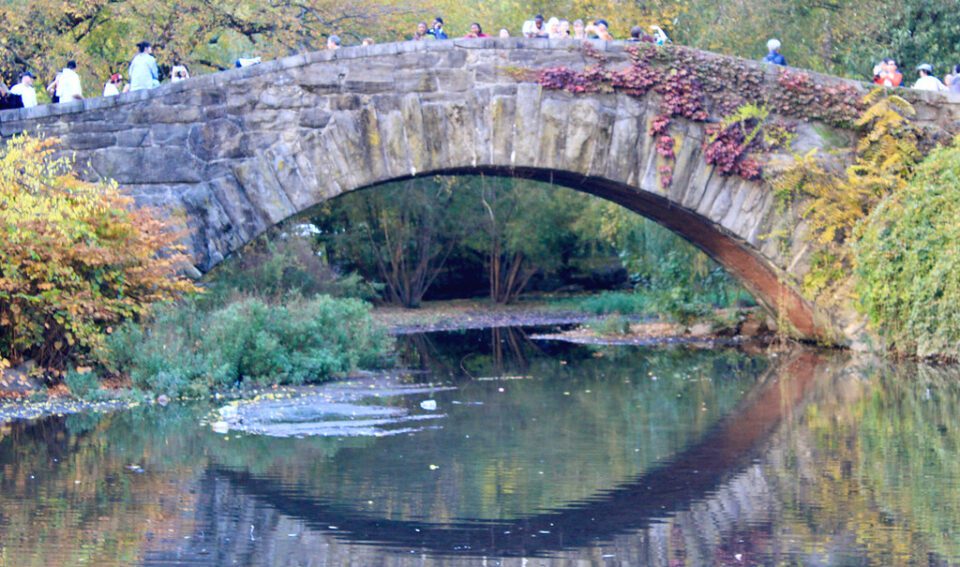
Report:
464,23,489,38
874,58,903,87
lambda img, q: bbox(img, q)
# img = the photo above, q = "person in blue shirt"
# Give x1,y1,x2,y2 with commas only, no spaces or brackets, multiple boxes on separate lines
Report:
428,17,448,40
763,39,787,66
129,41,160,91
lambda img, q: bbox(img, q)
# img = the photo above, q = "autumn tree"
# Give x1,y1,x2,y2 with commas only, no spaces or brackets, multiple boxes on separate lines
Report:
0,135,197,371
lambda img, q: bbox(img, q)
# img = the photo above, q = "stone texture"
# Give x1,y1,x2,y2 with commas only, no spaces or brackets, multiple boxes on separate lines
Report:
4,38,944,345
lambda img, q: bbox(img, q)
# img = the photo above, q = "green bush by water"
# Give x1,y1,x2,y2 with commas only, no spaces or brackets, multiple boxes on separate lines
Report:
576,292,653,316
856,139,960,360
99,295,392,397
64,368,105,401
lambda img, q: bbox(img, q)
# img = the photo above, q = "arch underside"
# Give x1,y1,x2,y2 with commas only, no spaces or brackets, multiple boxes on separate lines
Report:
248,165,830,342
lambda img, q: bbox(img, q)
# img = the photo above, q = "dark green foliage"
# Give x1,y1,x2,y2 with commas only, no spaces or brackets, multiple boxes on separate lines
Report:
315,176,621,305
64,369,105,401
855,139,960,360
202,231,380,306
576,292,652,316
589,314,633,336
99,295,392,396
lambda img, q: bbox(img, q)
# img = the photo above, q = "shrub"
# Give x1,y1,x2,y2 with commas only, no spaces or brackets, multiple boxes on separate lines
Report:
590,314,633,336
577,292,652,316
202,231,380,306
0,135,197,371
64,368,104,400
855,138,960,359
99,295,393,396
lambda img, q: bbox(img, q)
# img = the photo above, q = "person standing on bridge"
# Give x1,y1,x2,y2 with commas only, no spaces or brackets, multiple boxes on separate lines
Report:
763,39,787,66
523,15,549,38
428,18,448,40
913,63,947,92
413,22,432,41
10,72,37,108
572,19,587,40
129,42,160,91
56,61,83,102
873,58,903,87
103,73,125,96
464,23,488,38
170,63,190,82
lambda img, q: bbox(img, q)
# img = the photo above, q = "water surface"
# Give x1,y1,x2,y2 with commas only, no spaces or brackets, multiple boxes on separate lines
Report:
1,328,959,566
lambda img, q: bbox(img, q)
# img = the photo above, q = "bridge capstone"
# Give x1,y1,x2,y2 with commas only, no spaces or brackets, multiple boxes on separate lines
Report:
4,39,959,344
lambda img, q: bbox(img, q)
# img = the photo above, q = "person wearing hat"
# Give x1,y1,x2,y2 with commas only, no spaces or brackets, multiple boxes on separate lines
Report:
428,17,448,40
914,63,947,92
103,73,124,96
10,72,37,108
585,19,614,40
763,39,787,66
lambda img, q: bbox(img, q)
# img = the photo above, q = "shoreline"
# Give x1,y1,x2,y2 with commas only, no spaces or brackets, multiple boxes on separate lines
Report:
2,302,771,424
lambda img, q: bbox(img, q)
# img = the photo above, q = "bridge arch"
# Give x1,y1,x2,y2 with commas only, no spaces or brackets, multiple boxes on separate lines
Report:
9,39,950,341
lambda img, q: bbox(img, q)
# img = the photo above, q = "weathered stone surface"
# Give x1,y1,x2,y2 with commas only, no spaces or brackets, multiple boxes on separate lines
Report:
89,147,205,184
188,119,248,160
5,38,949,345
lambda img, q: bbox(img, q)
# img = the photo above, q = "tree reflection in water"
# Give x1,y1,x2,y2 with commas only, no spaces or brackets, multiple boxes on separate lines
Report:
2,334,960,566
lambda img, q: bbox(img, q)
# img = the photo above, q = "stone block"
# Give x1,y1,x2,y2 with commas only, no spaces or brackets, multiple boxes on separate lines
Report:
188,119,248,161
150,123,191,146
115,128,150,147
537,97,569,170
90,147,205,184
298,108,332,129
231,158,297,224
489,96,516,166
511,83,543,166
59,132,117,150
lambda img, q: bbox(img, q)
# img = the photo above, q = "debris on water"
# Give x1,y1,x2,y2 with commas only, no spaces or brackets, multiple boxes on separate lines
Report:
210,377,455,439
429,464,440,470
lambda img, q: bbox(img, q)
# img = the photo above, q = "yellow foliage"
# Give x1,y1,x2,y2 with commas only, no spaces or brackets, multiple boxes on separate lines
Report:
773,91,919,300
0,134,199,371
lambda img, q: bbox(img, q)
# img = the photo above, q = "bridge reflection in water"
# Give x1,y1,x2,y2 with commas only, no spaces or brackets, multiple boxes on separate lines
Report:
140,349,826,566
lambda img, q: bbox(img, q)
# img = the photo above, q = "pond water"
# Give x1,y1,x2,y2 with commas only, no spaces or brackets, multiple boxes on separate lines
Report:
2,327,960,566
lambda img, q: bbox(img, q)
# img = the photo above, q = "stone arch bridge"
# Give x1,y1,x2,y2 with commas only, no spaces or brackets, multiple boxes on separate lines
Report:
2,39,957,344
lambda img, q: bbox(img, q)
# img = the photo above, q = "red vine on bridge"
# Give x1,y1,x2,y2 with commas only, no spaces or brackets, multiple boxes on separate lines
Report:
532,44,864,186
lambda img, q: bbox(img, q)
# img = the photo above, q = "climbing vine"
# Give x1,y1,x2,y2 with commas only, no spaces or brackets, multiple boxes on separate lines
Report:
533,43,864,188
773,90,920,300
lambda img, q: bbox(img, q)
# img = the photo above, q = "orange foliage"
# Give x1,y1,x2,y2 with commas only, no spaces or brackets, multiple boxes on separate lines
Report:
0,134,198,371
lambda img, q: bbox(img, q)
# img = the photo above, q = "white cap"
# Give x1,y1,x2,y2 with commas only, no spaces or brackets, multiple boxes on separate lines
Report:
767,39,781,52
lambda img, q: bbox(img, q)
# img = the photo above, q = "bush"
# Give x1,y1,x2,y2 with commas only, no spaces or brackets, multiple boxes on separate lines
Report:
855,138,960,359
99,295,392,396
202,232,380,306
64,368,104,401
589,314,633,336
576,292,652,316
0,135,197,371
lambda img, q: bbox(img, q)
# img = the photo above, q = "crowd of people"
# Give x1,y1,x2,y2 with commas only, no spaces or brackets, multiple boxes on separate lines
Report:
871,57,960,92
0,40,189,110
2,18,959,111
